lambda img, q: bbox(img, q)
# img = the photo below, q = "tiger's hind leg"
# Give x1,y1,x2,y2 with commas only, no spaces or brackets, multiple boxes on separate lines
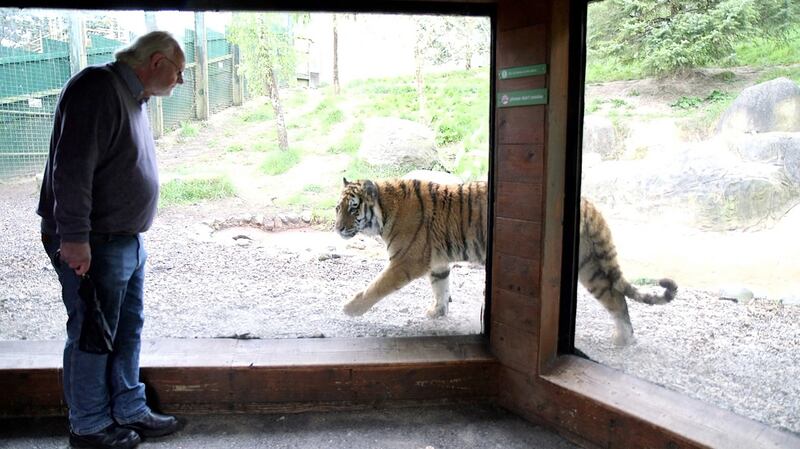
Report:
579,265,635,346
426,265,452,318
343,260,428,317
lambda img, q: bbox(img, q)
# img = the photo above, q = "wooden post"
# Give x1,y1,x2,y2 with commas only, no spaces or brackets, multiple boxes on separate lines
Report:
145,12,164,139
68,13,87,75
193,12,209,120
231,44,243,106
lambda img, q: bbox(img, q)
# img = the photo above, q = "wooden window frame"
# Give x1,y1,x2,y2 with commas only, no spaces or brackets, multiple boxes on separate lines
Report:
2,1,799,448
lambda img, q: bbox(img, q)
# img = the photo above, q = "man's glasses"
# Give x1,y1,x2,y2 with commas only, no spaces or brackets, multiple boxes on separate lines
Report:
160,55,184,82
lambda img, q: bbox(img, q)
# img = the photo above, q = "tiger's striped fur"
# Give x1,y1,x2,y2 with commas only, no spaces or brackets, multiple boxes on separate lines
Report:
335,178,676,345
335,178,487,318
579,198,677,345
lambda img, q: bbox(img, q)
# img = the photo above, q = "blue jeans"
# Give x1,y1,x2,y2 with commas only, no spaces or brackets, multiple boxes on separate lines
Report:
42,233,151,435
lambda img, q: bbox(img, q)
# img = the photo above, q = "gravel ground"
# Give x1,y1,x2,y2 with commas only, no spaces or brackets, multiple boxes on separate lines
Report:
1,177,798,436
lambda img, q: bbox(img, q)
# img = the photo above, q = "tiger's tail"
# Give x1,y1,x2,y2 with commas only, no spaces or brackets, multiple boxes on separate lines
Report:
622,278,677,305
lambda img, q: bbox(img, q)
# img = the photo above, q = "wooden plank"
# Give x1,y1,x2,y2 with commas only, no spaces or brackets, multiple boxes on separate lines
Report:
497,76,547,92
494,217,541,258
496,144,544,184
495,181,543,221
492,252,540,298
497,0,550,32
490,288,539,334
489,322,537,375
0,369,64,417
536,356,800,449
496,25,547,70
497,106,546,145
0,336,497,417
538,0,571,370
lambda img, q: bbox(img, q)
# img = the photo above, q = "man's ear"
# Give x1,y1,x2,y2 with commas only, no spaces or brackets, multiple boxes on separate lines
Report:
149,52,163,70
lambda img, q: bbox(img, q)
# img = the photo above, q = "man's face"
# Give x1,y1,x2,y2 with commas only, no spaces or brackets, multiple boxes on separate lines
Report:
150,50,185,97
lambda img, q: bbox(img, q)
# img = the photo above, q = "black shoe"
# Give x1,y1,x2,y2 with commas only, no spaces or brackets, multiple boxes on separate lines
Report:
119,411,179,438
69,424,141,449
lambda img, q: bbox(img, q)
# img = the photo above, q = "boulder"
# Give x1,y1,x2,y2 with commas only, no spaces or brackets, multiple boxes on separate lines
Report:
402,169,462,184
358,118,437,168
725,132,800,185
582,143,800,230
715,77,800,135
583,115,621,160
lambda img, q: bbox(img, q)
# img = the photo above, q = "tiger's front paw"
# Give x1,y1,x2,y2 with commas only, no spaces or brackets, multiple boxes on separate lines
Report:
426,304,448,319
343,292,370,317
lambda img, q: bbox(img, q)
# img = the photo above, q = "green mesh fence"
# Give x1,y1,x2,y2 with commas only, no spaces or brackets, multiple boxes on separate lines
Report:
0,10,240,180
0,31,71,178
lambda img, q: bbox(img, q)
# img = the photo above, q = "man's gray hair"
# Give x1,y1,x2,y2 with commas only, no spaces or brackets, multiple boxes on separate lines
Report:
115,31,182,67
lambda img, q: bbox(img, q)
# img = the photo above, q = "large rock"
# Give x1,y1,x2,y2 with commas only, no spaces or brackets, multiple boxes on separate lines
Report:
358,118,437,168
402,169,462,184
715,77,800,135
725,132,800,185
583,115,621,160
582,143,800,230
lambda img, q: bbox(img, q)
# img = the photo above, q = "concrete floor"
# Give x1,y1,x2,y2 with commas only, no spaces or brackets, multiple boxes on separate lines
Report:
0,403,580,449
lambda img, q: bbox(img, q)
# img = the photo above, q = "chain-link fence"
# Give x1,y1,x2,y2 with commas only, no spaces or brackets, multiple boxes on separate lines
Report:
0,9,243,180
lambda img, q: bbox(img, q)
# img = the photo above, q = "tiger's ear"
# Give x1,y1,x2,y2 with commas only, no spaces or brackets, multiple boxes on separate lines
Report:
363,180,378,200
342,177,349,186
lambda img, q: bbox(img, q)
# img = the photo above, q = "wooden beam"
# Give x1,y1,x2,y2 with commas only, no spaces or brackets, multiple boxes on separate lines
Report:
0,336,497,417
193,11,209,120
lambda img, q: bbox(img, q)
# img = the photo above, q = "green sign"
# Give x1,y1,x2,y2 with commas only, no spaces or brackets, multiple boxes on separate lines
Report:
499,64,547,80
497,89,548,107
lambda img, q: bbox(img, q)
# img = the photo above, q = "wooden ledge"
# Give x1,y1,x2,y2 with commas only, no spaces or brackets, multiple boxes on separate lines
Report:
536,355,800,449
0,335,498,417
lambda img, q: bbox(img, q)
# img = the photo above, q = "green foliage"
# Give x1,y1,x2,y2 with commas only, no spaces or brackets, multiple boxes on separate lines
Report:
159,177,236,207
226,143,244,153
260,148,301,175
179,121,200,138
670,96,704,110
671,90,733,111
227,13,297,96
303,184,323,193
588,0,800,76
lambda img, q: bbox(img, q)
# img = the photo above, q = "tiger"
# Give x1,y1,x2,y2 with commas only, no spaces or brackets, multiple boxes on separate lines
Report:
335,178,677,346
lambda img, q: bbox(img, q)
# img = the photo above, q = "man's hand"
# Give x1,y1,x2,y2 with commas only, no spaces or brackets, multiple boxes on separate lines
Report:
59,241,91,276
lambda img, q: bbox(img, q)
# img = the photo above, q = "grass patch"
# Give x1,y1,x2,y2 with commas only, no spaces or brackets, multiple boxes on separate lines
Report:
159,177,236,207
755,66,800,85
729,27,800,68
347,67,490,149
226,143,244,153
178,121,200,139
585,56,647,83
328,121,365,154
343,159,410,181
260,148,301,175
239,102,274,123
306,96,345,133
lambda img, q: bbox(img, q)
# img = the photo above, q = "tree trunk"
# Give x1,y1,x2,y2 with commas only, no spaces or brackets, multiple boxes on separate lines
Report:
333,14,340,95
267,65,289,151
414,27,426,123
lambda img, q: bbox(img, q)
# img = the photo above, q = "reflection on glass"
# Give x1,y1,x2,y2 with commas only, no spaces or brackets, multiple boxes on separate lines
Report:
576,0,800,435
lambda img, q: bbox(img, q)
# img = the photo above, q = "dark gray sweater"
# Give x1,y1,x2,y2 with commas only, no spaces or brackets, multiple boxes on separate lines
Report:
37,61,159,242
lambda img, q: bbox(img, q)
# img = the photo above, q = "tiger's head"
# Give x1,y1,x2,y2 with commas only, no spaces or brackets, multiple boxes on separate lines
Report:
335,178,382,239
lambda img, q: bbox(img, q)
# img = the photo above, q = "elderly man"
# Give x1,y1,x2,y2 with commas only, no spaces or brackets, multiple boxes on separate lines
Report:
38,31,185,449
